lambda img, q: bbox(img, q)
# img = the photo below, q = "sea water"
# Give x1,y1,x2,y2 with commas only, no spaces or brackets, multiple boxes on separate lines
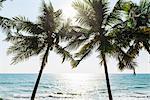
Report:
0,74,150,100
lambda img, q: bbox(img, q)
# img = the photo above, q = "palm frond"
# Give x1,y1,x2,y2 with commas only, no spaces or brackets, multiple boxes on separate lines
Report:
90,0,103,28
65,38,88,51
8,43,44,65
104,0,125,27
71,42,94,68
118,56,137,71
38,1,55,32
116,42,139,71
143,40,150,54
9,47,40,65
58,19,74,41
54,44,74,64
139,0,150,12
70,59,80,68
38,1,62,33
59,20,90,42
65,35,99,68
7,34,46,64
3,1,67,66
0,16,15,35
12,16,44,35
75,35,99,60
72,0,96,28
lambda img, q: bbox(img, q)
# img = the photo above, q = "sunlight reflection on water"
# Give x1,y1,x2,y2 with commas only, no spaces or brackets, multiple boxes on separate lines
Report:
0,74,150,100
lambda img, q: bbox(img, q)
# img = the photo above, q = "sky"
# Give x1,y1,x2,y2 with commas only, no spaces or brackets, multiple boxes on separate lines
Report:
0,0,149,74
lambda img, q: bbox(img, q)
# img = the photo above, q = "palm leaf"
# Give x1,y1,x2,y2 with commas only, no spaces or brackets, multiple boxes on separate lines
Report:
54,44,74,63
0,16,15,35
104,0,125,27
72,0,96,28
13,16,44,35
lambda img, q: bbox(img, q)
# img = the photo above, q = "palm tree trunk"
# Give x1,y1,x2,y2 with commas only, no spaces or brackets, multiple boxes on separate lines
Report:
31,65,44,100
102,53,113,100
31,46,50,100
133,68,136,75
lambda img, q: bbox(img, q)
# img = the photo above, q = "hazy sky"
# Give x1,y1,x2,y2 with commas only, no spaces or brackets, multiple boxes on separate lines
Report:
0,0,149,74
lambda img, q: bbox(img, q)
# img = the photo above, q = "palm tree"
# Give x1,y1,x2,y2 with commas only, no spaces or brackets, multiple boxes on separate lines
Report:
113,0,150,74
0,1,75,99
68,0,149,99
66,0,127,100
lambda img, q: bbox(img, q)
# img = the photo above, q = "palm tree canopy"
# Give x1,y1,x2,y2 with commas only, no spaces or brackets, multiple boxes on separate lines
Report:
70,1,126,99
67,0,126,68
67,0,149,71
0,1,75,65
112,0,150,71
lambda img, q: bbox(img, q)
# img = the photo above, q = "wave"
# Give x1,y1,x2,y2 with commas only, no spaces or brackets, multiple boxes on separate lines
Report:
13,94,31,98
0,82,15,85
6,92,81,99
41,86,51,89
130,95,150,98
48,92,81,98
138,83,148,85
134,92,147,95
133,86,147,89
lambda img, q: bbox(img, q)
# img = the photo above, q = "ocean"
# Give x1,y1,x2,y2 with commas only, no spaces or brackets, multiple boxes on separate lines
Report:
0,74,150,100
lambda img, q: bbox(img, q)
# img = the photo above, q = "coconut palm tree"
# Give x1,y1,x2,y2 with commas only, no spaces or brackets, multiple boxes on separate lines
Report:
113,0,150,74
67,0,149,99
66,0,127,100
0,1,76,100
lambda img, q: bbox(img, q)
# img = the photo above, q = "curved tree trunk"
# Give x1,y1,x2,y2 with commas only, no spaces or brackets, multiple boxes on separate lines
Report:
102,53,113,100
31,46,50,100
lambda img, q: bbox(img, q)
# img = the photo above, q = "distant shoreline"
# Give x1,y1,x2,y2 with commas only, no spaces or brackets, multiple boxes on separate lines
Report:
0,73,150,74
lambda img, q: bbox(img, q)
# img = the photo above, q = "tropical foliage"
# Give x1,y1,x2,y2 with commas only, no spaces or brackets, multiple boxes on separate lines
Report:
65,0,129,100
0,0,149,100
66,0,150,100
0,1,76,99
112,0,150,73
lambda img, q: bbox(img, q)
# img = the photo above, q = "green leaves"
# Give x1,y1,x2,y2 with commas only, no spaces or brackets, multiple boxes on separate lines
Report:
72,0,95,27
0,16,15,35
72,0,124,68
0,0,149,72
122,2,132,13
54,44,74,66
104,0,125,27
70,60,80,68
6,34,45,64
1,1,73,66
71,0,149,73
65,38,87,50
13,16,44,35
38,1,62,33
